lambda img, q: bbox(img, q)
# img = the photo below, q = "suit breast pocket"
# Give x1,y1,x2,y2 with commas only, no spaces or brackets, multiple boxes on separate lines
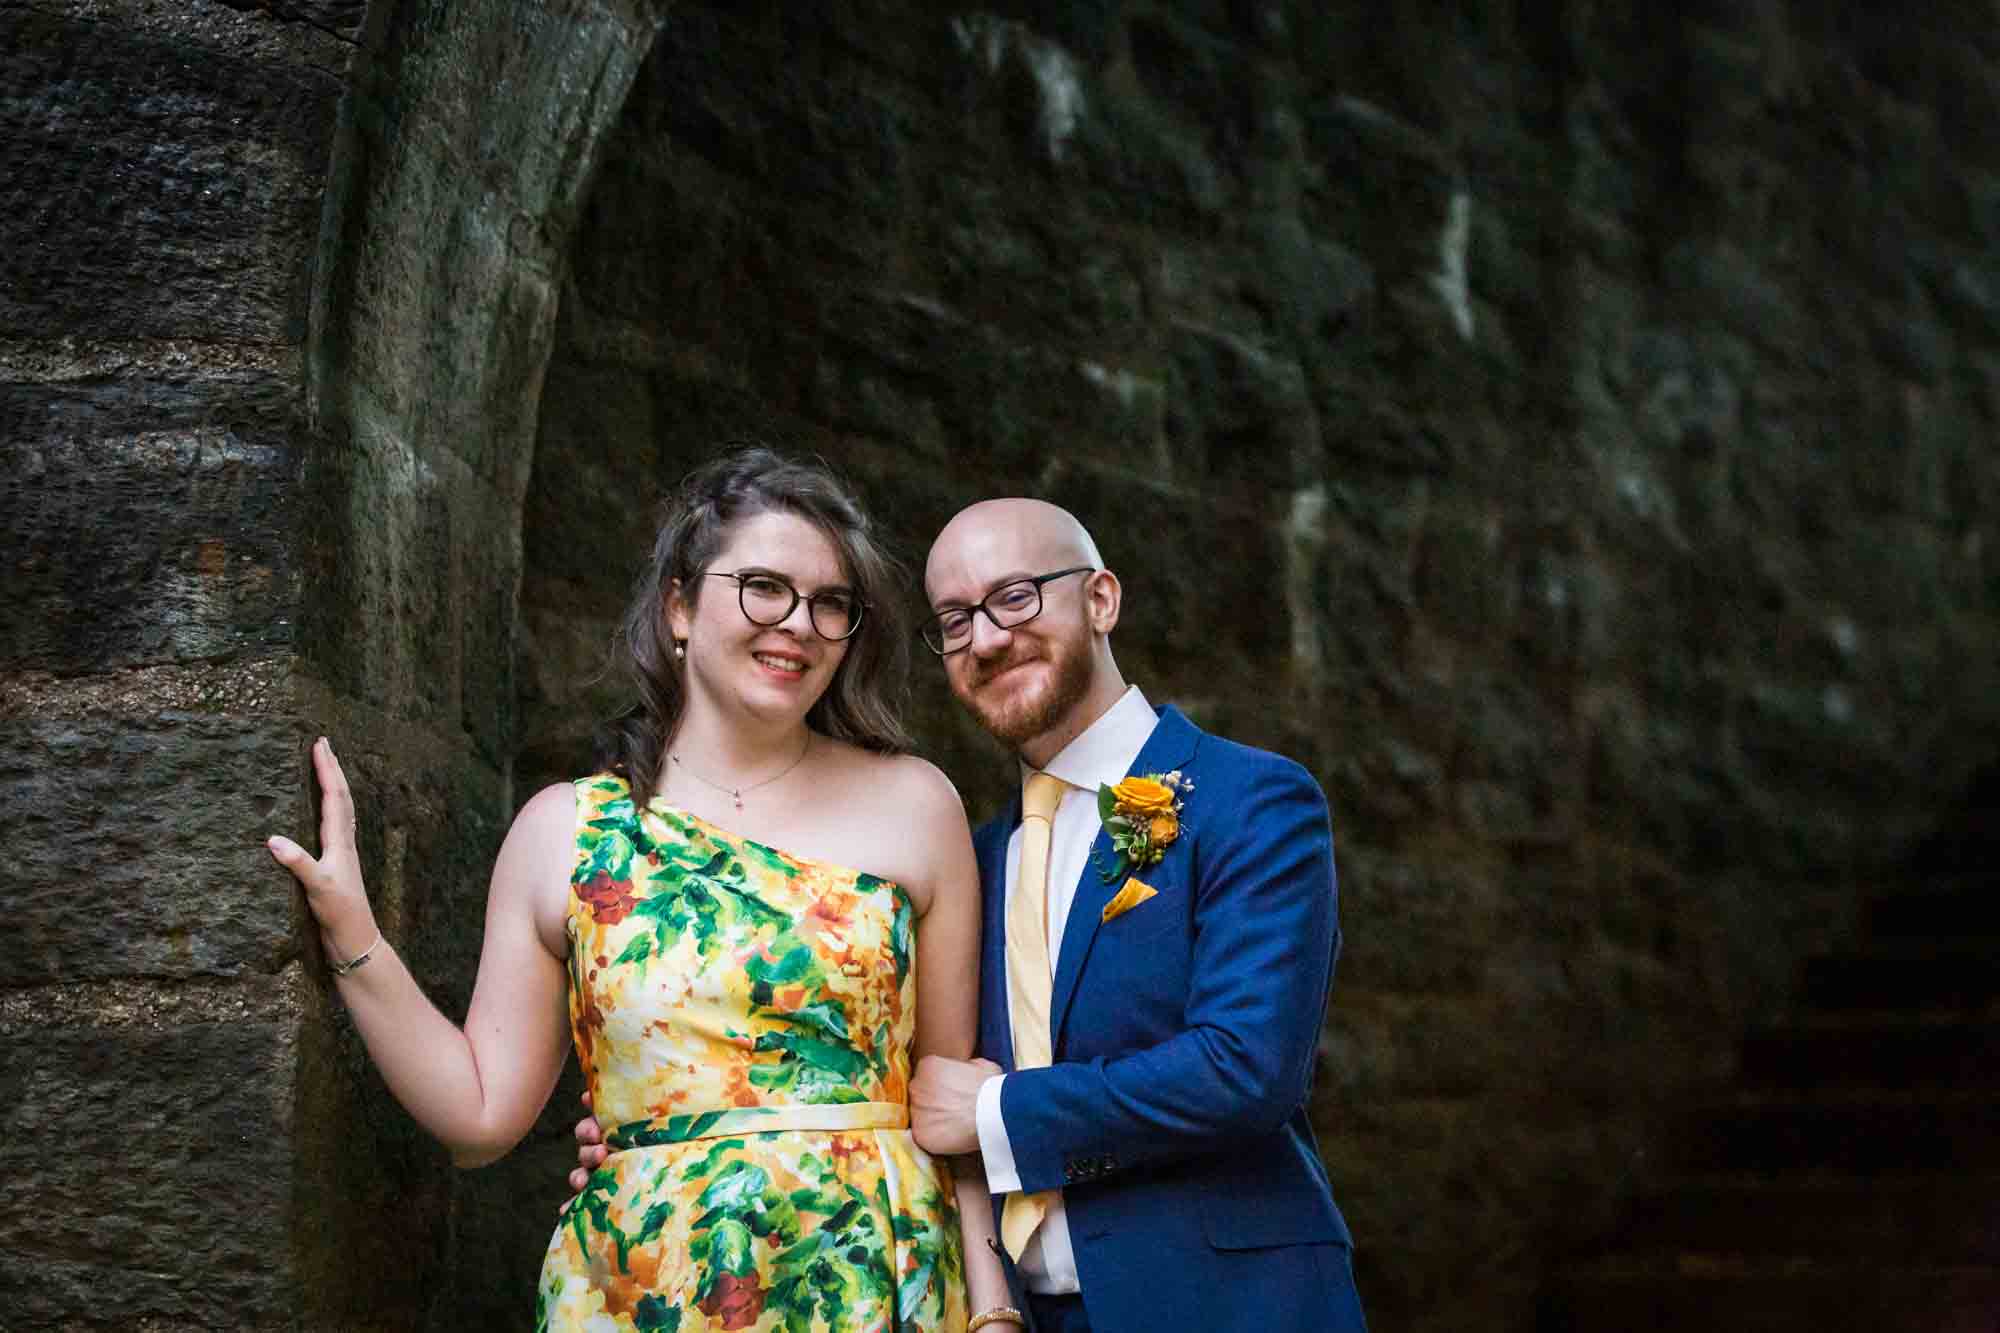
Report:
1099,878,1186,946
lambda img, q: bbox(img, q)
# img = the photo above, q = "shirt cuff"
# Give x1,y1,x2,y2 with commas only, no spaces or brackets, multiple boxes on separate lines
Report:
974,1074,1022,1194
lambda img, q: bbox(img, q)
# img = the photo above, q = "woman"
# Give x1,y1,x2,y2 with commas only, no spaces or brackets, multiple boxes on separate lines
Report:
269,448,1016,1331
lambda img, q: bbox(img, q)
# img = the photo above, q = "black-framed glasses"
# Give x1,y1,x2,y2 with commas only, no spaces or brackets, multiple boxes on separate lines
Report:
921,565,1095,655
702,571,866,642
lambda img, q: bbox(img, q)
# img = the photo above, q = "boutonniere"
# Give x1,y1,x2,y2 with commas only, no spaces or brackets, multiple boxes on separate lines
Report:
1094,771,1193,882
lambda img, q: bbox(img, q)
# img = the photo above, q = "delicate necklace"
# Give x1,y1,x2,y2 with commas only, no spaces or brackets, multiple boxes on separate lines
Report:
670,734,812,810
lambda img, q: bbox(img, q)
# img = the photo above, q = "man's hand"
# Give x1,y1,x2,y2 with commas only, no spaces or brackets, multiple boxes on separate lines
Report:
567,1090,607,1195
911,1055,1001,1156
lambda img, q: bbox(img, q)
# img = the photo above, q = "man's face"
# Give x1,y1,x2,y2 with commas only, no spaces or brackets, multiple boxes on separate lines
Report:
925,516,1098,751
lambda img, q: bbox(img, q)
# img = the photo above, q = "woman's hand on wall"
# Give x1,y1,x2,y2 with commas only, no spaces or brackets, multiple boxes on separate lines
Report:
267,736,380,967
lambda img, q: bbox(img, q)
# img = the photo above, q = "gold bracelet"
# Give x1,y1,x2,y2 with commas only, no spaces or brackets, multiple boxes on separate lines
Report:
967,1309,1026,1332
329,931,382,977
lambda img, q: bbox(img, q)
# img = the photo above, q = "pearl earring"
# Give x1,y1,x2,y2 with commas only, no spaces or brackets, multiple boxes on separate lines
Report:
674,639,686,661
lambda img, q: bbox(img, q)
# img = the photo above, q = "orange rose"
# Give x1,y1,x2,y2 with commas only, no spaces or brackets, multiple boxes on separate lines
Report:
1112,776,1175,817
1148,812,1179,846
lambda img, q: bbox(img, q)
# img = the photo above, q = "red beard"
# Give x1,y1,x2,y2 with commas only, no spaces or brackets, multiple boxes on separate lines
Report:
960,641,1092,748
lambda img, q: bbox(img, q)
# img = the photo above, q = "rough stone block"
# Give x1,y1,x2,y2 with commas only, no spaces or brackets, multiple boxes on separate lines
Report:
315,0,646,513
0,714,302,983
0,1022,292,1324
294,421,521,762
513,600,622,801
275,0,368,37
1302,92,1458,280
521,358,669,602
1335,850,1505,996
1126,12,1256,151
1165,318,1321,499
1076,76,1233,222
568,152,831,392
0,376,299,672
814,291,1075,474
1252,214,1377,358
935,203,1150,341
0,8,339,341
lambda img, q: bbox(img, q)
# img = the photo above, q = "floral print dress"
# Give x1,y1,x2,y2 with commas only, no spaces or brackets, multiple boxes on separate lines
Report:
537,775,966,1332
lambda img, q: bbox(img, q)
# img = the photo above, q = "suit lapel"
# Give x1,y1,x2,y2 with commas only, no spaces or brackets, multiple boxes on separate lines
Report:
977,795,1021,1071
1047,706,1202,1051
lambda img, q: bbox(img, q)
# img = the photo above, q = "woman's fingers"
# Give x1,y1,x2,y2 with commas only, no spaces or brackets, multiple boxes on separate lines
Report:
270,739,373,940
266,834,318,885
314,737,358,855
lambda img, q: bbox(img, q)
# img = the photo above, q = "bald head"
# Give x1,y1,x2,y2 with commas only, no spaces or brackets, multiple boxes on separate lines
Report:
924,498,1126,763
924,498,1103,601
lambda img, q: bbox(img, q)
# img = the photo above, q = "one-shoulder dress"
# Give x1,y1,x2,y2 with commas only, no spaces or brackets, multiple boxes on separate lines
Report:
537,775,966,1332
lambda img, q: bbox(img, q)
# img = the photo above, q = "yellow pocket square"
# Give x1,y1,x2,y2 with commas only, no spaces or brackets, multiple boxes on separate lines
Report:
1101,877,1158,923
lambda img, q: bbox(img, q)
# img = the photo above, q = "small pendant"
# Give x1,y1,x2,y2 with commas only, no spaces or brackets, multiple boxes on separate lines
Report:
731,790,743,810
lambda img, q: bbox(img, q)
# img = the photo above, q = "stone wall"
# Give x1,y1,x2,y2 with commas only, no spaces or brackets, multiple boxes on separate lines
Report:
2,1,1995,1329
2,0,348,1321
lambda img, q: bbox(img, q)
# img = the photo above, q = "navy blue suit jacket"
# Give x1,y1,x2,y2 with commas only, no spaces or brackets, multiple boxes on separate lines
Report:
974,706,1364,1331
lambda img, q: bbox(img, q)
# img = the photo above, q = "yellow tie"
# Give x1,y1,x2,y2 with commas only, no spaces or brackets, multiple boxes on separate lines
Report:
1001,770,1069,1261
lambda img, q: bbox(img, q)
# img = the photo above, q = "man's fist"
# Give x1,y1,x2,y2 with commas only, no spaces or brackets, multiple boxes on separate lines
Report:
567,1090,607,1196
910,1055,1002,1156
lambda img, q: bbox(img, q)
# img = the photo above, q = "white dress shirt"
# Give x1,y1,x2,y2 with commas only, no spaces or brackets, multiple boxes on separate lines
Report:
975,685,1157,1294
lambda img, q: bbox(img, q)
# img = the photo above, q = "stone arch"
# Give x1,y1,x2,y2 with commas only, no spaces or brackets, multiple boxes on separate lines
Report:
295,0,663,1322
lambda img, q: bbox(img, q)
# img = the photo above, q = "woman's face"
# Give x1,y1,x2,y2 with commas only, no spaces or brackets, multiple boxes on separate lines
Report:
668,509,855,729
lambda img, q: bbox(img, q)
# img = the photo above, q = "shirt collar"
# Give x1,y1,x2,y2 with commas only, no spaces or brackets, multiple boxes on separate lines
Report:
1021,685,1155,794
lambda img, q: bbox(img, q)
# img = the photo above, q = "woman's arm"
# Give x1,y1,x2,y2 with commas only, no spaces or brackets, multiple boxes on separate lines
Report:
949,1152,1012,1316
901,761,1013,1318
267,738,574,1166
905,759,981,1070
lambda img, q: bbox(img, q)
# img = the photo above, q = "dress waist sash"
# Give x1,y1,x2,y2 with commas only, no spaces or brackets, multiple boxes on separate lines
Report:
605,1101,910,1151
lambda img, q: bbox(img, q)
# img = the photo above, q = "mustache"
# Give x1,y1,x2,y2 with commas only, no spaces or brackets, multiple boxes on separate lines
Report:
965,649,1042,687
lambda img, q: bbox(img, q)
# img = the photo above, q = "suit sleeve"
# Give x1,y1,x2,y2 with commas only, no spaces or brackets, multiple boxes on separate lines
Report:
997,754,1340,1191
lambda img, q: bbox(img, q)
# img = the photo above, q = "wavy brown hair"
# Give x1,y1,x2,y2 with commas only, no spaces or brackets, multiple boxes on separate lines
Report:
595,446,914,810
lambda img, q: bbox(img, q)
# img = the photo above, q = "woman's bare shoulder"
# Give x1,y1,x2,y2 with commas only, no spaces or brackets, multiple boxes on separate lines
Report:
494,782,581,943
493,782,578,884
815,745,969,892
514,780,581,835
832,746,964,820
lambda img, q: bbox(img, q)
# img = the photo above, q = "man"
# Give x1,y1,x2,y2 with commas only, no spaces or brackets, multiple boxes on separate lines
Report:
574,499,1364,1331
